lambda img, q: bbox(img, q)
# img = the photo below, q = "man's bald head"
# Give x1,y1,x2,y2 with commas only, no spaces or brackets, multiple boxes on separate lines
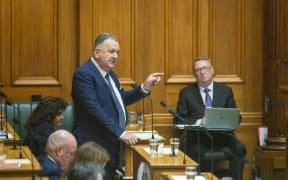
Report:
46,129,77,170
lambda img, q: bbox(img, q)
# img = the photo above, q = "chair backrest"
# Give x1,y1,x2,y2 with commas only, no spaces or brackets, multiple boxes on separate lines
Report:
58,103,74,131
1,102,36,144
1,101,74,143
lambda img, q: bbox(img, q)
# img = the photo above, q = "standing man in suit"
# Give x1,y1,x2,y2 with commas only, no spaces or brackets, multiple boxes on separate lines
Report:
175,57,246,180
71,32,163,180
38,129,77,180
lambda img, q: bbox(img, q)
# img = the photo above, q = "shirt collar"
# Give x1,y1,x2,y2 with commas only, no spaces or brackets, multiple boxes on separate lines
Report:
199,81,214,92
90,57,108,78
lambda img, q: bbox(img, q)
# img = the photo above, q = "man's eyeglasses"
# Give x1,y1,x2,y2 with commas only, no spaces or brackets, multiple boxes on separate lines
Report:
194,66,211,73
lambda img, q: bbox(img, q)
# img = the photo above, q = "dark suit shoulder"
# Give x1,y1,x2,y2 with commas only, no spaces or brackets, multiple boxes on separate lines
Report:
38,155,62,179
180,83,199,93
213,81,232,90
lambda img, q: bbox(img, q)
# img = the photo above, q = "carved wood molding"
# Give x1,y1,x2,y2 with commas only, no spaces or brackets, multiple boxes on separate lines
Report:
13,77,60,86
167,74,244,84
279,85,288,94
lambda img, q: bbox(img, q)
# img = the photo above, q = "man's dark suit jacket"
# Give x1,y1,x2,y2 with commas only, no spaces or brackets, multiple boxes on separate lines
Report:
38,155,62,180
71,59,147,155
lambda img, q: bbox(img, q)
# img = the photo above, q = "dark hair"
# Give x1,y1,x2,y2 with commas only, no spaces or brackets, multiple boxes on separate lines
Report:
62,141,110,180
72,141,110,166
62,161,105,180
93,32,118,49
27,96,68,127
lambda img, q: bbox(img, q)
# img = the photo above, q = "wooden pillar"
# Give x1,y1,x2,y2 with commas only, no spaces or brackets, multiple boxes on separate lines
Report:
279,86,288,179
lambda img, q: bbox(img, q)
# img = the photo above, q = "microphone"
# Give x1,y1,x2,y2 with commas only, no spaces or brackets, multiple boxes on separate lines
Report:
150,98,154,139
0,90,7,131
130,84,146,131
4,100,8,139
160,101,186,162
7,101,19,150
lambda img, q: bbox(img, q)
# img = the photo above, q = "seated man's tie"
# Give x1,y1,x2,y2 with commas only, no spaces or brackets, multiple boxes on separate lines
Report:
204,88,212,107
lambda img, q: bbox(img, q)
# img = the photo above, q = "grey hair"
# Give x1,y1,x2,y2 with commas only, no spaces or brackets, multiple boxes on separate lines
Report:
93,32,118,49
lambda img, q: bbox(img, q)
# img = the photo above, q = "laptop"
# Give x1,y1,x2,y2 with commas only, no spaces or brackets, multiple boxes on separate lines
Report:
204,107,240,130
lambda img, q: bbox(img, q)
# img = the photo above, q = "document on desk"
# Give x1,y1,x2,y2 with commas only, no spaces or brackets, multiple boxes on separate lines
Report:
0,132,13,139
171,175,206,180
131,132,163,140
5,158,31,165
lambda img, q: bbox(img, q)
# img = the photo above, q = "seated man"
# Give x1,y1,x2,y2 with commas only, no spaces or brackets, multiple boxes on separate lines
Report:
174,57,246,180
38,129,77,180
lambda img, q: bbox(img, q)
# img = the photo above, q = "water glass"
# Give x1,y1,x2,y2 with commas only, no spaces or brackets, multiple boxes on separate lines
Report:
169,138,180,156
149,138,159,157
185,166,198,180
137,114,145,131
128,111,137,127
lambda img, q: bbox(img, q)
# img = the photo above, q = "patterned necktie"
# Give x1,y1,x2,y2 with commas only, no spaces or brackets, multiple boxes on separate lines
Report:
105,73,126,129
204,88,212,107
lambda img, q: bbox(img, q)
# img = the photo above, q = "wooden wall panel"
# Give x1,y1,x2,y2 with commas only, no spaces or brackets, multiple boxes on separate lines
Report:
12,0,59,85
166,0,197,83
0,0,12,86
0,0,78,100
92,0,133,82
134,0,166,112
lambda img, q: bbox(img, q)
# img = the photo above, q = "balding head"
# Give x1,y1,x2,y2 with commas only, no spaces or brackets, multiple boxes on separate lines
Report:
46,129,77,170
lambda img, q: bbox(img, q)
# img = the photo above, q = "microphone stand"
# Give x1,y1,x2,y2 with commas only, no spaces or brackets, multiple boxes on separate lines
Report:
142,97,145,131
11,101,17,150
4,100,8,139
31,149,35,180
150,99,154,139
0,97,3,130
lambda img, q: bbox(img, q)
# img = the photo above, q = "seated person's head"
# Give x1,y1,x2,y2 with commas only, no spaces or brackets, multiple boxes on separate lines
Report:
72,141,110,167
28,96,68,128
62,161,105,180
46,129,77,170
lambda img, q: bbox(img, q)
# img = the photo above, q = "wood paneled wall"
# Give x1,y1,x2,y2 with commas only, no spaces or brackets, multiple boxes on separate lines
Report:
0,0,264,179
0,0,78,100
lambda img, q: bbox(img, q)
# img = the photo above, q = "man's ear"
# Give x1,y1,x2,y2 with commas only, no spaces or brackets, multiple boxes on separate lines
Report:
93,48,100,58
55,146,62,156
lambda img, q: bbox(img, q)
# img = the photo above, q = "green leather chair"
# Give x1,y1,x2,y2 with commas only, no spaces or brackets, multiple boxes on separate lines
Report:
3,101,74,144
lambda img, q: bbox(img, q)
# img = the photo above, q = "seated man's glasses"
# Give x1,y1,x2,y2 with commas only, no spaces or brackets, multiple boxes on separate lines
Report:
194,66,211,73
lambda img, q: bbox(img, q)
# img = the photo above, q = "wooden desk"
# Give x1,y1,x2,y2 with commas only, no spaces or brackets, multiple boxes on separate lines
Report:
133,146,198,179
0,146,42,178
160,172,219,180
3,122,21,145
124,131,163,179
0,177,48,180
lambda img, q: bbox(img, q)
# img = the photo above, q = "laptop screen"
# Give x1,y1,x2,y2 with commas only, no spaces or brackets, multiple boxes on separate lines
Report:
204,107,240,130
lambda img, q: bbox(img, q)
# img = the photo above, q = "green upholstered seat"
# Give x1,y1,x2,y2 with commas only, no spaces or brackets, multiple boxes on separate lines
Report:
58,103,74,132
3,101,74,143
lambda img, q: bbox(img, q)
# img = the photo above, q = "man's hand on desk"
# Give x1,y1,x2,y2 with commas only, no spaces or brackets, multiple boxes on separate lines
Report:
121,132,140,145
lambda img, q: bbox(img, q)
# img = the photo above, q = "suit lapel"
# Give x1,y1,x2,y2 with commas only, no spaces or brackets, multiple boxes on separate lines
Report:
191,83,205,106
212,82,221,107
